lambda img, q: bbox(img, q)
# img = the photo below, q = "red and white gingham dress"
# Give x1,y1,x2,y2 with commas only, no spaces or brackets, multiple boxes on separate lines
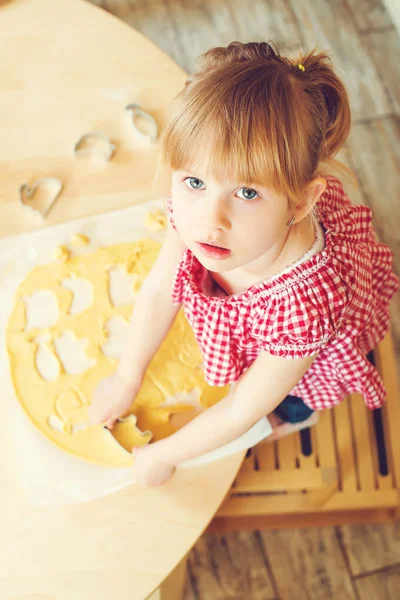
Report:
167,175,399,411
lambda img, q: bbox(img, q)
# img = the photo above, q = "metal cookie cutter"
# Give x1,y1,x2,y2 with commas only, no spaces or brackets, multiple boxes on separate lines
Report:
125,103,159,143
74,132,116,162
19,177,63,220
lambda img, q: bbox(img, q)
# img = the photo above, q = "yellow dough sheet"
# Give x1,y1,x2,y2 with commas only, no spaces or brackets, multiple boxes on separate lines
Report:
6,236,228,467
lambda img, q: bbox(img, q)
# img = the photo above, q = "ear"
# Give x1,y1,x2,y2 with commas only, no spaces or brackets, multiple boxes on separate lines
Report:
307,177,327,206
294,177,327,221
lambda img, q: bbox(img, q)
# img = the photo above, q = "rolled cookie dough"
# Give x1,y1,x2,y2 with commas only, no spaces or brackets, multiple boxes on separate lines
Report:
145,209,167,231
7,239,228,467
71,232,90,247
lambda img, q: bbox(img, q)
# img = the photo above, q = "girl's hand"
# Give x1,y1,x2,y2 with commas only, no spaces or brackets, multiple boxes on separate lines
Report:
131,444,176,487
88,374,141,429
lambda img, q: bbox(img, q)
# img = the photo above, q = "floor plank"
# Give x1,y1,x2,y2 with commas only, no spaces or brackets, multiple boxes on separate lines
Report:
93,0,186,70
355,564,400,600
339,522,400,575
324,148,367,207
183,563,197,600
259,527,357,599
362,28,400,114
345,0,393,32
187,531,276,599
164,0,302,74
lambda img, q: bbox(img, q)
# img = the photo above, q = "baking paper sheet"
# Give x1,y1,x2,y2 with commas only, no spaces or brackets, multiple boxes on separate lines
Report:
0,200,271,506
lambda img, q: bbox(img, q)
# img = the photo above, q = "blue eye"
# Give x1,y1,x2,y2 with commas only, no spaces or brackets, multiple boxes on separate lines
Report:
237,187,259,201
184,177,205,190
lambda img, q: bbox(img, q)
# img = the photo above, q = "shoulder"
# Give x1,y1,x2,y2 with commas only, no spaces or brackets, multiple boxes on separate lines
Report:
249,265,347,359
317,175,373,237
318,174,352,212
247,175,370,359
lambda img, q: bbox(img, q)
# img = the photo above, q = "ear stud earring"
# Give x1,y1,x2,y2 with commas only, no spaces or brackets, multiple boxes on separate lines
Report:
286,215,295,227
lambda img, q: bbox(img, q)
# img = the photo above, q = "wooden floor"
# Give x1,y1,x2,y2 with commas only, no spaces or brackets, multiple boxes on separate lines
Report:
89,1,400,598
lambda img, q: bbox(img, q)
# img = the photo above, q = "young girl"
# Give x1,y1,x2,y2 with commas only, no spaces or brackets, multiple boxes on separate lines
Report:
89,42,399,486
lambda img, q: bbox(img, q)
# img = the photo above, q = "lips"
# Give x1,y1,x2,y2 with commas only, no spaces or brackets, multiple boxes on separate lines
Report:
196,241,231,260
198,239,228,249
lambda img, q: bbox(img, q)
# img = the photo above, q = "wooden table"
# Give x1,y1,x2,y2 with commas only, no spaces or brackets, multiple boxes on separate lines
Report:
0,1,245,598
1,0,181,236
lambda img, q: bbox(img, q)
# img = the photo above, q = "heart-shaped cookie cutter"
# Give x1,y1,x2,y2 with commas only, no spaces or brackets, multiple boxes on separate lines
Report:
74,132,116,162
19,177,63,220
125,103,159,143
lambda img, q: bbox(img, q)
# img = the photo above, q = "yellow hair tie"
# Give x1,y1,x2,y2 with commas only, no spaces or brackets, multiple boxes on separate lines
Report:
298,63,305,72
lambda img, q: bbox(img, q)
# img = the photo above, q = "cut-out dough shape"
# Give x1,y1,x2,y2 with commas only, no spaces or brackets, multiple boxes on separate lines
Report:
161,389,204,429
71,233,90,247
19,177,63,220
47,414,88,435
24,290,59,331
6,238,229,466
52,388,88,435
125,103,159,143
131,402,196,442
74,133,116,162
53,331,95,375
35,333,60,382
145,209,167,232
125,247,141,273
54,245,70,261
107,266,137,306
61,278,93,315
101,316,129,358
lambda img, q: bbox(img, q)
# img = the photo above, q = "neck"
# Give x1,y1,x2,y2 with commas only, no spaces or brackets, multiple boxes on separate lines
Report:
245,217,314,279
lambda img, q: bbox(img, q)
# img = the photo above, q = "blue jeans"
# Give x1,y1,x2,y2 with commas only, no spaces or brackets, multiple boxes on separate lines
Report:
274,394,314,424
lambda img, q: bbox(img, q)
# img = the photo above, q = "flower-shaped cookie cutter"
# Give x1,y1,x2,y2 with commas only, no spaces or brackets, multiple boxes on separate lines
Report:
74,132,116,162
125,103,159,143
19,177,63,220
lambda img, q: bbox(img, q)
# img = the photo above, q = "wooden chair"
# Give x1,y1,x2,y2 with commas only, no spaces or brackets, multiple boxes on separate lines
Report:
210,328,400,532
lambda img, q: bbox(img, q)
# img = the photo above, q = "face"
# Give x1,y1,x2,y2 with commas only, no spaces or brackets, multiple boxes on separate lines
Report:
170,166,292,274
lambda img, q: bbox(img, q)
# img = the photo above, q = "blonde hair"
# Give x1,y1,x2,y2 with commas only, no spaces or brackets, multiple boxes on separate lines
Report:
158,42,353,221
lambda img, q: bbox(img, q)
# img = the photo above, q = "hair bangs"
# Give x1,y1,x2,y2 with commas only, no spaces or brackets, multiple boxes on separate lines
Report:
162,70,289,196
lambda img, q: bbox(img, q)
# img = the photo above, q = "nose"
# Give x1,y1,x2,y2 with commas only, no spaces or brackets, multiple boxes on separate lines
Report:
201,193,231,232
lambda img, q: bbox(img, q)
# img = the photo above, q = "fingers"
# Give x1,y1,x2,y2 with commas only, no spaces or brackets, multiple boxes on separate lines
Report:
87,408,113,428
87,407,120,429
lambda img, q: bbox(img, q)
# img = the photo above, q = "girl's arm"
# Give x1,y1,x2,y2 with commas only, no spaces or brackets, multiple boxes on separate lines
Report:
88,221,186,427
150,350,318,465
116,221,186,383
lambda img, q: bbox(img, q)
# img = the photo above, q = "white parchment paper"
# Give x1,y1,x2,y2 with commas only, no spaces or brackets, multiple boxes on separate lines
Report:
0,200,271,506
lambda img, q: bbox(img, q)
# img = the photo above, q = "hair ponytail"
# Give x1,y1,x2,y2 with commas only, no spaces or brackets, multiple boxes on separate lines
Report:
296,48,351,161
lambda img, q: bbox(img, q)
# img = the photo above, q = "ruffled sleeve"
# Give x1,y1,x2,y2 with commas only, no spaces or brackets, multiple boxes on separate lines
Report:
250,268,348,359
